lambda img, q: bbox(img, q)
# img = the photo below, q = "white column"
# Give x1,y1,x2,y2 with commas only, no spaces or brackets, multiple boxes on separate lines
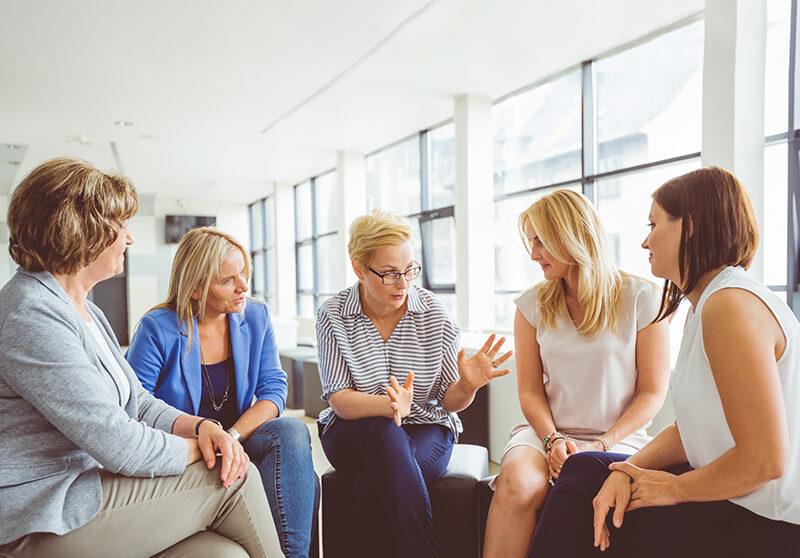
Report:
274,182,297,317
336,151,366,288
702,0,767,280
454,94,494,330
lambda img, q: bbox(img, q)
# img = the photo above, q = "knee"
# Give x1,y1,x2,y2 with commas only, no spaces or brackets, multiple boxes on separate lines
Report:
495,461,549,510
558,451,612,481
246,416,312,462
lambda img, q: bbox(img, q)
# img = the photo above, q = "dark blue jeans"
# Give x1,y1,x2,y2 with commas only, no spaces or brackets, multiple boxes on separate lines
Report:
243,416,320,558
320,417,454,558
528,452,800,558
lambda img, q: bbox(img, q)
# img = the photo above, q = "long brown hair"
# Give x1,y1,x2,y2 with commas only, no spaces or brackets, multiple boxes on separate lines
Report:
653,166,758,321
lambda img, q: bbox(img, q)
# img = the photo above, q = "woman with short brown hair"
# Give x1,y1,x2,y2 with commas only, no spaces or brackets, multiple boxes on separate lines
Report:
0,157,282,557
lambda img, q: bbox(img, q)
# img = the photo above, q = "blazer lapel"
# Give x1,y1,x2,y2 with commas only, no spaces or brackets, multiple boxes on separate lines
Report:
229,312,251,414
179,321,202,414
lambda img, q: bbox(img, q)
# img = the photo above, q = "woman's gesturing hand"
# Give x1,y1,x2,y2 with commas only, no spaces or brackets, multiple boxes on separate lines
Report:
197,420,250,487
457,334,514,391
386,372,414,426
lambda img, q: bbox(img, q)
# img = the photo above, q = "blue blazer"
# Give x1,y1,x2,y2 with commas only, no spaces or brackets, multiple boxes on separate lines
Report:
126,301,287,416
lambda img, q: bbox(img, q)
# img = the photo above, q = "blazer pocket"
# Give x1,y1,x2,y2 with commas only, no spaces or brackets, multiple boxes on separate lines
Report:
0,460,68,487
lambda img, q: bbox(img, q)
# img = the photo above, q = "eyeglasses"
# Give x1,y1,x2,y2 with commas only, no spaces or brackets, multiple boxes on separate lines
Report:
368,265,422,285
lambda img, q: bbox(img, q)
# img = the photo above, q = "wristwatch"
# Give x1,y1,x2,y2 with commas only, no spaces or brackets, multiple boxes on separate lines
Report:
227,427,242,443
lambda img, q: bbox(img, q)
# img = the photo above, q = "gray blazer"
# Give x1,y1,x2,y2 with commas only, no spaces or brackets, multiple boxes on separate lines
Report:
0,269,188,544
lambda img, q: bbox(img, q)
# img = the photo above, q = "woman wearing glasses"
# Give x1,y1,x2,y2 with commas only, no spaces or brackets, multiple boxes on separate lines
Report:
126,227,318,558
316,209,511,558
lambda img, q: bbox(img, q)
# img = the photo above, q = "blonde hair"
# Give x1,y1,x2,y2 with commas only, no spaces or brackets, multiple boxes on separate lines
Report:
152,226,252,346
519,189,622,337
8,157,137,274
348,209,413,267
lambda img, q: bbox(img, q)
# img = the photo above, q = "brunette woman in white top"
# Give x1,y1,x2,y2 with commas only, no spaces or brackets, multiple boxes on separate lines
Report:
483,190,670,558
529,166,800,557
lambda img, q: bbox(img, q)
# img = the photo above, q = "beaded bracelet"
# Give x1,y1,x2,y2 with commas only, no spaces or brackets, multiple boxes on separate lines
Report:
593,435,610,452
543,431,564,453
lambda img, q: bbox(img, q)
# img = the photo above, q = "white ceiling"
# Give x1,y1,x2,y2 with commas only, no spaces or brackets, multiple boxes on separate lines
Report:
0,0,704,204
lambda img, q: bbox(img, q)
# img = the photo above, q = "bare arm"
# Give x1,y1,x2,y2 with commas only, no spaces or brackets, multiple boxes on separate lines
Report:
231,400,280,440
514,309,558,442
597,320,670,449
329,389,396,421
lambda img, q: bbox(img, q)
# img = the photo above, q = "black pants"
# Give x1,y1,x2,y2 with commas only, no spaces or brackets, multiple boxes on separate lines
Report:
528,452,800,558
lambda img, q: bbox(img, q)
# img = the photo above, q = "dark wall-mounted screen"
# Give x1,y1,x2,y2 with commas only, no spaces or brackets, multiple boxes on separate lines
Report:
165,215,216,244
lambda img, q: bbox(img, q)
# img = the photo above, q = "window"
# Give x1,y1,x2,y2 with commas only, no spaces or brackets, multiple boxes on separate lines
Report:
492,21,704,331
366,124,458,316
295,172,339,317
248,197,277,309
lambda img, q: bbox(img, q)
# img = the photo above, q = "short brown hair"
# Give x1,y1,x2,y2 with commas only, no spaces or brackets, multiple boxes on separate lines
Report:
653,166,758,320
7,157,138,274
348,209,413,267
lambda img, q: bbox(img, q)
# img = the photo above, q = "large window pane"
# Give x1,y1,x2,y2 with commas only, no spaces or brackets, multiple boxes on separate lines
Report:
315,172,338,235
252,252,265,296
297,294,315,319
297,243,314,291
493,69,582,196
429,123,456,209
315,234,340,294
766,0,790,136
295,181,312,240
595,159,700,281
421,217,456,285
264,196,275,248
596,22,703,173
764,142,788,286
366,136,421,215
250,202,264,251
265,247,276,298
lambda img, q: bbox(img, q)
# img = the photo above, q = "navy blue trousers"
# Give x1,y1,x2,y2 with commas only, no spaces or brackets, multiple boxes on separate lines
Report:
320,417,454,558
528,452,800,558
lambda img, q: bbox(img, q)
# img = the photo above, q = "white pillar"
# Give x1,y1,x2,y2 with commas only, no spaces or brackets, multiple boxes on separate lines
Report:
336,151,366,287
274,182,297,317
702,0,767,280
454,94,494,330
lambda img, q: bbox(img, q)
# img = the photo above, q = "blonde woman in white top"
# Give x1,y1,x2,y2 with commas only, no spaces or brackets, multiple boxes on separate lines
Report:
529,167,800,557
483,190,670,558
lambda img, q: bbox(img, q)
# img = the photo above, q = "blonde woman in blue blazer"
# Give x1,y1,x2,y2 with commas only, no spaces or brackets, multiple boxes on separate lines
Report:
127,227,318,558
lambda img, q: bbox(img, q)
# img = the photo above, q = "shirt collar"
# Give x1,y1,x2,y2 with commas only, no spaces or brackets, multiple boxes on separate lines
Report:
341,282,429,316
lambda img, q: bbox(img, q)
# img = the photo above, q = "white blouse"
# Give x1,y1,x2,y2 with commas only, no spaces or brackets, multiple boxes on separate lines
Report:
514,274,661,450
672,266,800,524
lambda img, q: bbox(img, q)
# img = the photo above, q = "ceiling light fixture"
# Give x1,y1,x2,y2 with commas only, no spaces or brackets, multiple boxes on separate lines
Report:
114,120,134,127
6,144,22,150
8,161,20,166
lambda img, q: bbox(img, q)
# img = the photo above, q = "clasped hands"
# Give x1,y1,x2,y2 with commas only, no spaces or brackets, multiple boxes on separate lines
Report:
546,438,605,480
194,420,250,488
591,462,681,551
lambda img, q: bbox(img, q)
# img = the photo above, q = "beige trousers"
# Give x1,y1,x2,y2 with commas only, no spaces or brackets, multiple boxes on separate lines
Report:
0,461,284,558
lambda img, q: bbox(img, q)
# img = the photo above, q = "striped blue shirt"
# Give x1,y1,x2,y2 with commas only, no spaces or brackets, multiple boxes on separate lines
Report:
316,282,462,437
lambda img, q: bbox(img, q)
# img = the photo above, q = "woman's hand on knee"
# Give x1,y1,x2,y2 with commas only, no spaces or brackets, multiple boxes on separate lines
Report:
546,439,576,479
592,470,632,551
197,422,250,487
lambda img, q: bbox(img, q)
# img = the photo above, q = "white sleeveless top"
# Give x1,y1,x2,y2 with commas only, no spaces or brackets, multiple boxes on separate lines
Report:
672,266,800,524
514,274,661,450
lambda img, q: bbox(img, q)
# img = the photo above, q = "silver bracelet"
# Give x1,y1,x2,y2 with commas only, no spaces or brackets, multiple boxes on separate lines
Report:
227,427,242,443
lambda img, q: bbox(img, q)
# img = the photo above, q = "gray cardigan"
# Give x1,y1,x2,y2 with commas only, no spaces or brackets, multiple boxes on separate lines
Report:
0,269,188,544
